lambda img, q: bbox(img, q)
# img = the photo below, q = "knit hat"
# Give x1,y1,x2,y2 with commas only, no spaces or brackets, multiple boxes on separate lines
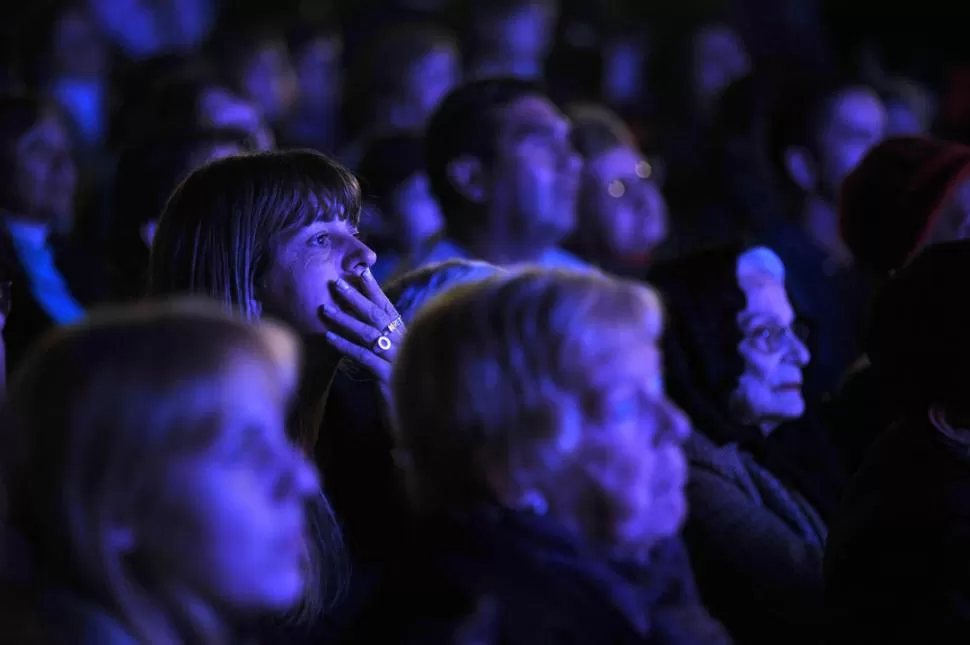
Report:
839,136,970,276
868,239,970,414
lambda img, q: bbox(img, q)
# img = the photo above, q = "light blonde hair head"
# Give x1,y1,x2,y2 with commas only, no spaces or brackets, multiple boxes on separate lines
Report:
393,268,665,549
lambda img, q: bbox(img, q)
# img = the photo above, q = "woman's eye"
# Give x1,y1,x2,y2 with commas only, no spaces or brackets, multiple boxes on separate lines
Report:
310,233,330,247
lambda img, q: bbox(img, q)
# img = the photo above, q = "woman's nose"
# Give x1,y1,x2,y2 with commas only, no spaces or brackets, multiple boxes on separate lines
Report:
342,235,378,275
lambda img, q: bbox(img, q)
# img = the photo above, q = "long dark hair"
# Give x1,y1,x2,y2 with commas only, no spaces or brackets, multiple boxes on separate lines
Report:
652,243,846,519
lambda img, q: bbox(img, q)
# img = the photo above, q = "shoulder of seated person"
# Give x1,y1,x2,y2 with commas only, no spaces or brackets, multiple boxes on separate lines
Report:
685,432,745,475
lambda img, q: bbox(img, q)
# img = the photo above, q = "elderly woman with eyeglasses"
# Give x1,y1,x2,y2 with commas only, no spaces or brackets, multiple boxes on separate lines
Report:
339,268,730,645
651,243,845,645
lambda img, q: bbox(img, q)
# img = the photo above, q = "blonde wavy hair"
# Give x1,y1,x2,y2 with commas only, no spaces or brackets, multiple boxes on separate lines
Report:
0,299,341,643
393,268,665,550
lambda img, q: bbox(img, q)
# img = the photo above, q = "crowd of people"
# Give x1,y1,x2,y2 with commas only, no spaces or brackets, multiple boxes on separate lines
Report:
0,0,969,643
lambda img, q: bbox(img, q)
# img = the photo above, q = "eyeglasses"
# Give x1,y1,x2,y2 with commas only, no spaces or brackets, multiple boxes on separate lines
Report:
744,320,809,354
605,157,666,199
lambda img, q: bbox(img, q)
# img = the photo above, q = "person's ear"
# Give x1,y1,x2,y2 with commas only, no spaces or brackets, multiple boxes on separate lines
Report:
446,156,488,204
783,146,817,192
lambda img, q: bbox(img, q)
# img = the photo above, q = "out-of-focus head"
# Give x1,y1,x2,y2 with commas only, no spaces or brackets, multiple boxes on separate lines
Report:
0,94,77,231
690,23,750,116
114,127,252,250
287,20,343,110
87,0,217,60
877,77,935,137
426,78,580,249
466,0,559,80
350,23,460,134
145,69,275,151
357,131,443,254
17,2,107,83
0,299,323,641
208,23,300,125
394,269,690,555
868,239,970,422
653,245,809,441
383,258,504,323
148,150,375,337
770,76,887,202
568,103,667,268
840,136,970,277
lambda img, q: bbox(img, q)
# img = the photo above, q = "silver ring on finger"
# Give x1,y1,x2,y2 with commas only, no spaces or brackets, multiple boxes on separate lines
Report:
374,335,392,352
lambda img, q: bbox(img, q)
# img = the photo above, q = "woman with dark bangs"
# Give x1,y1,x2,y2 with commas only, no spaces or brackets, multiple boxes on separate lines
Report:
148,149,406,450
148,150,406,640
651,243,844,645
0,299,332,644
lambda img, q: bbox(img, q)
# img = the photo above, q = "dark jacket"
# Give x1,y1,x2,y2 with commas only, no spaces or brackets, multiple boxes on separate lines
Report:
337,508,731,645
683,432,827,645
825,418,970,644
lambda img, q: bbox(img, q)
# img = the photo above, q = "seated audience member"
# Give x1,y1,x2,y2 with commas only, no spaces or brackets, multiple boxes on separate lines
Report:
567,103,668,274
0,299,333,643
825,240,970,644
207,22,300,130
284,20,344,153
652,244,838,645
317,259,503,565
0,95,114,370
464,0,557,82
829,136,970,473
356,132,444,282
762,75,887,398
399,78,587,275
344,23,459,147
111,128,251,298
341,269,730,644
148,150,402,454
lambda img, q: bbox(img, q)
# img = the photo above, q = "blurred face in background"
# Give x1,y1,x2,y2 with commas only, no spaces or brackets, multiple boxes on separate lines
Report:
48,6,109,146
486,95,581,247
404,45,461,126
472,2,557,80
52,6,108,79
691,25,750,117
602,37,648,108
239,40,300,125
293,35,343,110
12,110,77,230
199,87,275,151
816,88,887,196
580,145,667,267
